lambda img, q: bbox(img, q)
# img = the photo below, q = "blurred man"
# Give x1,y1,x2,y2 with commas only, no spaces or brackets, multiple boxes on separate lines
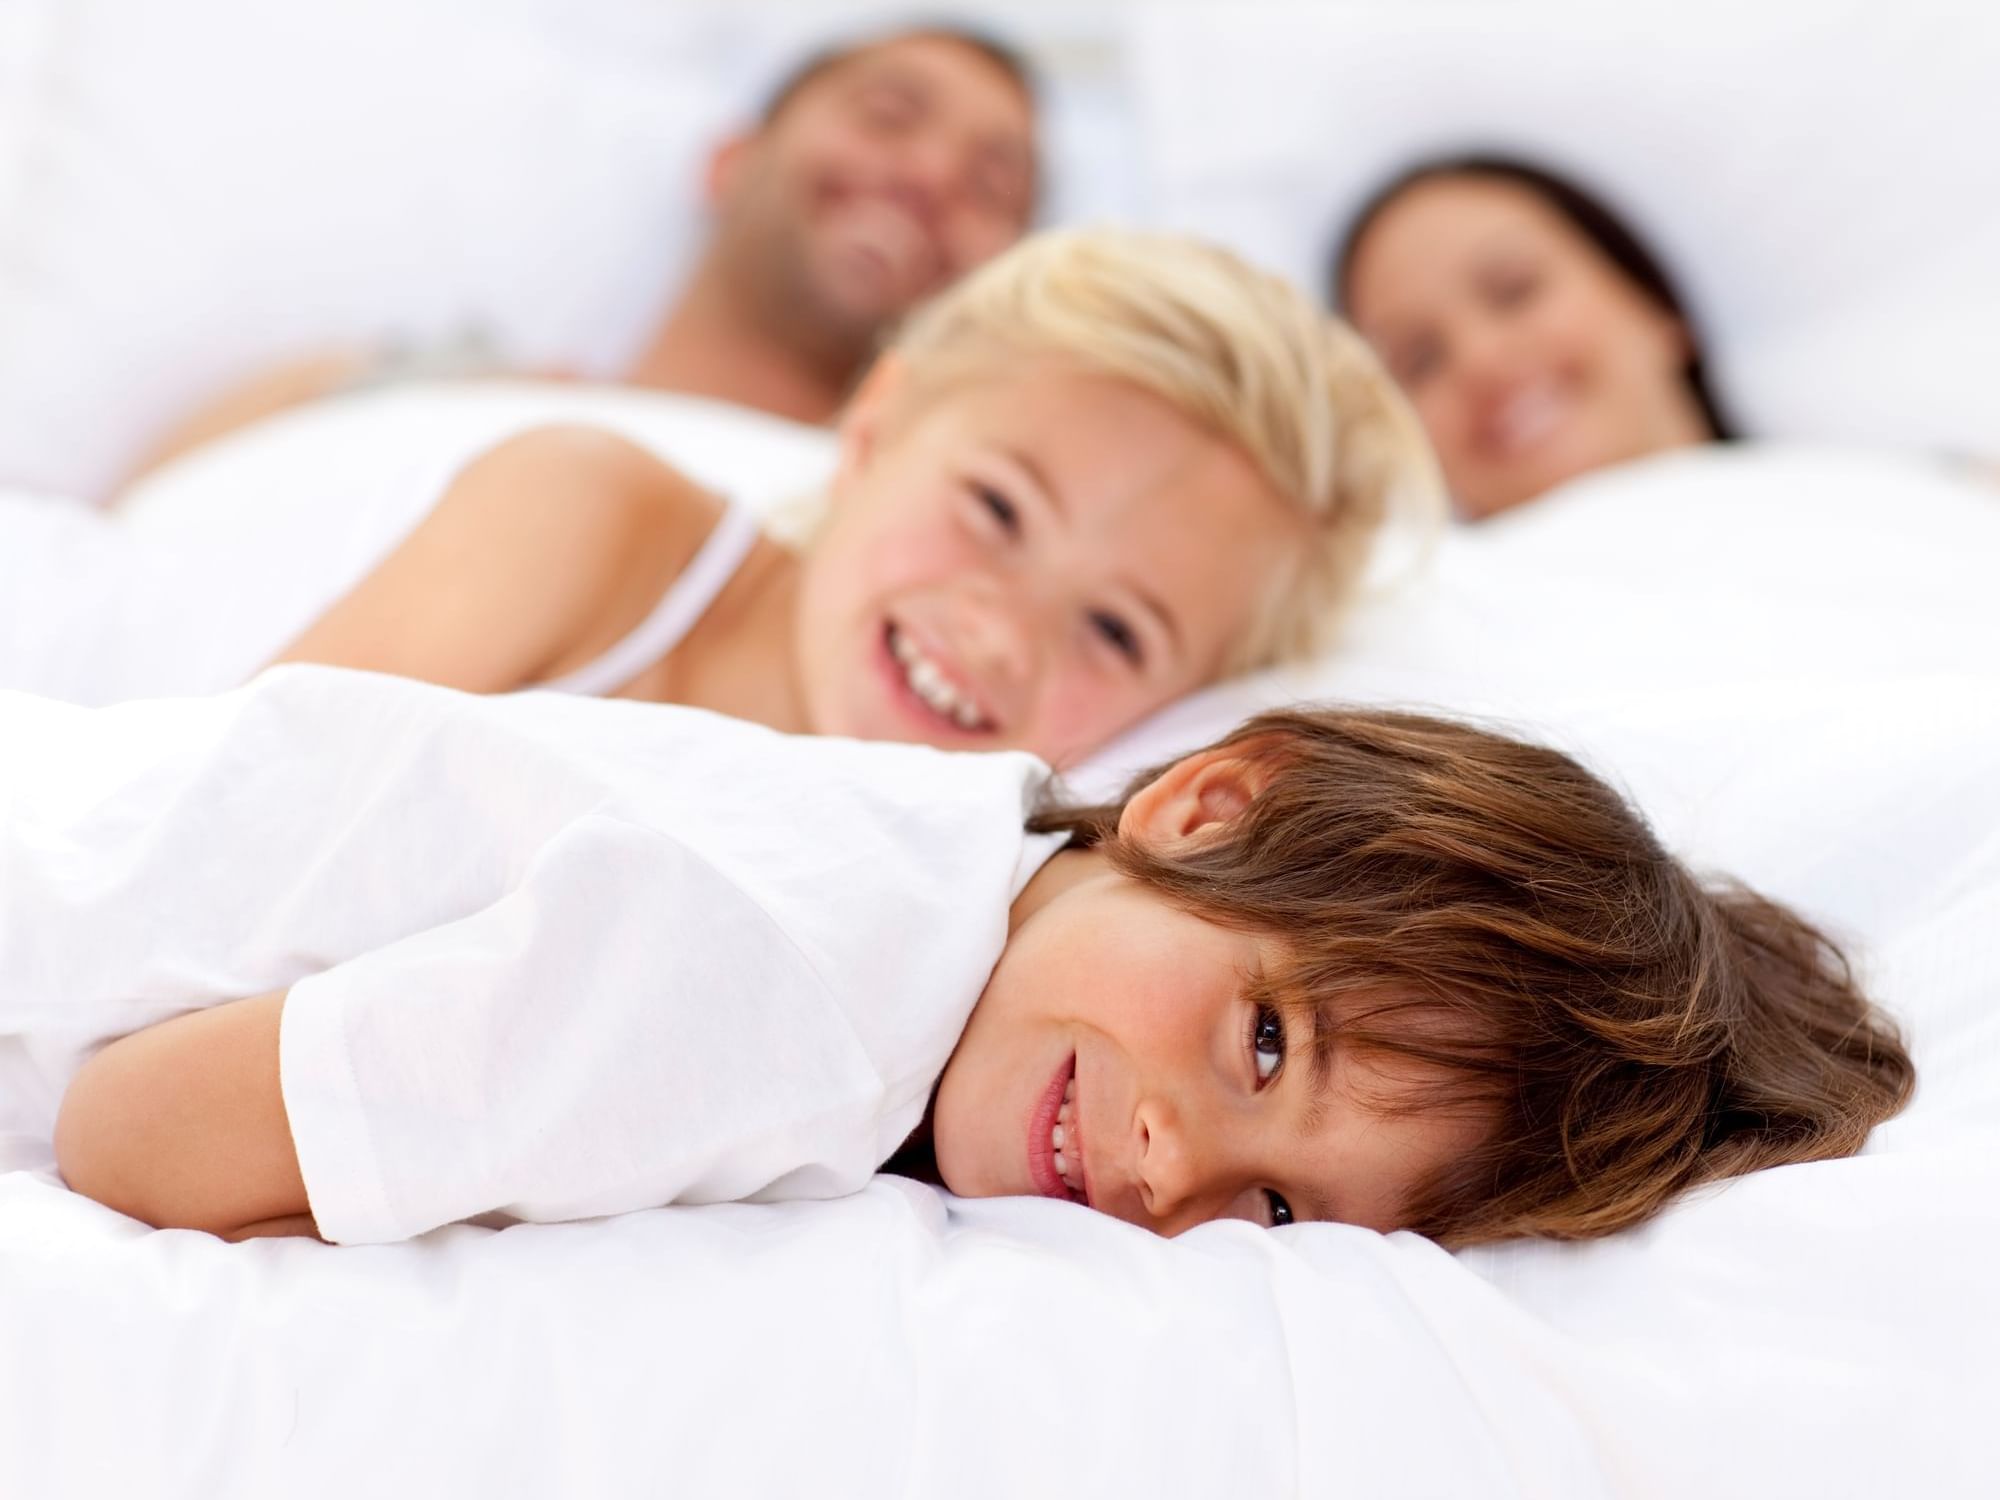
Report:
127,25,1038,481
636,25,1038,421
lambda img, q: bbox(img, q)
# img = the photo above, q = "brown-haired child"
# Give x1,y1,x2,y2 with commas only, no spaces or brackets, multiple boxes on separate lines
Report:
22,670,1907,1245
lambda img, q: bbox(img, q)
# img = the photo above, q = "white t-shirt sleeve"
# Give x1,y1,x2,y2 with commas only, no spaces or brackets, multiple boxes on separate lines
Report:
280,813,885,1245
0,674,561,1123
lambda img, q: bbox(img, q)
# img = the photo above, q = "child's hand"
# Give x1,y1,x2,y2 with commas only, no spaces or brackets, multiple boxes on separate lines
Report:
54,992,317,1239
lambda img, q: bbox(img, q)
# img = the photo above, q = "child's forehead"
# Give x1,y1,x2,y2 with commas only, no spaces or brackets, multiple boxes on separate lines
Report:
908,369,1285,522
898,358,1169,434
1121,887,1294,981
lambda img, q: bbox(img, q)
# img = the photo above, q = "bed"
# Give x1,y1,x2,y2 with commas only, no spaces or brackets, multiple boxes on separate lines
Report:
3,4,1997,1496
3,406,1996,1496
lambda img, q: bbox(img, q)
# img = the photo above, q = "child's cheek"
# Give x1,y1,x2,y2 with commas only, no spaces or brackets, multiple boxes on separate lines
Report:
1036,670,1148,766
866,507,985,594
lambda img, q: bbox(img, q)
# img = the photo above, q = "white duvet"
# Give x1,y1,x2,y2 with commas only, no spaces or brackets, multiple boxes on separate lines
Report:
2,400,1998,1497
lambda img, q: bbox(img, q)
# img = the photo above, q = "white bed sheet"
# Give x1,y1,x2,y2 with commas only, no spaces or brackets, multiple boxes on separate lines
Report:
3,442,1998,1497
1,714,1993,1497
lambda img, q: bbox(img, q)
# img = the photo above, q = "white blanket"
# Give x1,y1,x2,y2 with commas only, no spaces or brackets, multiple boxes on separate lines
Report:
3,439,1998,1497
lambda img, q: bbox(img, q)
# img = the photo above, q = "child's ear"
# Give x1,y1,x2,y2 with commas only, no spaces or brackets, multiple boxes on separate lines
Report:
830,351,906,493
1116,742,1276,849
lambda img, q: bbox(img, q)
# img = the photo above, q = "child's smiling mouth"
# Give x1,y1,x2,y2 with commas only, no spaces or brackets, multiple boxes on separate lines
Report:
882,620,998,736
1027,1053,1089,1205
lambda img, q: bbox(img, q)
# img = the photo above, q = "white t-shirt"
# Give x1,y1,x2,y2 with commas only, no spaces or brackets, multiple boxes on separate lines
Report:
0,666,1062,1244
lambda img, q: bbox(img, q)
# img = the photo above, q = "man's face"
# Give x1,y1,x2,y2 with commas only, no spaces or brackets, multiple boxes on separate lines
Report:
710,35,1038,359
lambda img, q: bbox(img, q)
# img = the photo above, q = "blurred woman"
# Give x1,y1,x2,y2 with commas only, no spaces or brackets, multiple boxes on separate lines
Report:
1333,156,1731,522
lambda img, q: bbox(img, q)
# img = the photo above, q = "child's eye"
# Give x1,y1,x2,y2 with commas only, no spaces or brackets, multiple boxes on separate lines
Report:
1265,1190,1294,1228
1089,610,1143,666
970,483,1020,536
1249,1003,1285,1085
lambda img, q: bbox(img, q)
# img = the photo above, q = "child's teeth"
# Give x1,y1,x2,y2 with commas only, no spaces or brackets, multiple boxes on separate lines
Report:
1050,1084,1083,1197
891,626,984,729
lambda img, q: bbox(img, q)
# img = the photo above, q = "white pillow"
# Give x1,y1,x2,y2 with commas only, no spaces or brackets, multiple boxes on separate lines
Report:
0,0,783,504
0,0,1140,504
1131,0,2000,453
1072,444,2000,816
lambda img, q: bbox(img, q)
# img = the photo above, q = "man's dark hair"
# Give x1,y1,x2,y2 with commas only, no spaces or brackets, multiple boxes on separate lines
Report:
759,22,1038,125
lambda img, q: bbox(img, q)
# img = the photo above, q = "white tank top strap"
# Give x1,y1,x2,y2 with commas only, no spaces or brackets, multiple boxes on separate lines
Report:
537,499,762,697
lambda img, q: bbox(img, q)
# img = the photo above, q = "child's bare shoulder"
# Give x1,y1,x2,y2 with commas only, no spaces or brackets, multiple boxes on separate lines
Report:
448,424,721,552
440,426,728,592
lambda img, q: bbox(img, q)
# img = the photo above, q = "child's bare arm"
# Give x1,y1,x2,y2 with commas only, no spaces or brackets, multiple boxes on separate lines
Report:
54,992,317,1239
224,1215,325,1242
269,425,717,692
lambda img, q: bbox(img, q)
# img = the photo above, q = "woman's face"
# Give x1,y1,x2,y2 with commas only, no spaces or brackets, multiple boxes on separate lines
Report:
792,359,1301,767
1344,175,1710,521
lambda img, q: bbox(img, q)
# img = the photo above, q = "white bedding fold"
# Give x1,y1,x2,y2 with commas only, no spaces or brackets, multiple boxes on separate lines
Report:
3,439,1997,1496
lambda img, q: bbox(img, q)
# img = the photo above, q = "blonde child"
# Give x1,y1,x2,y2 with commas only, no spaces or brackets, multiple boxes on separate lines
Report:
269,229,1436,766
23,669,1909,1245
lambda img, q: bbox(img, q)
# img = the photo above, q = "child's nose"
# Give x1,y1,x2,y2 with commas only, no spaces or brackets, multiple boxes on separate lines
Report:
1132,1096,1219,1233
951,589,1036,687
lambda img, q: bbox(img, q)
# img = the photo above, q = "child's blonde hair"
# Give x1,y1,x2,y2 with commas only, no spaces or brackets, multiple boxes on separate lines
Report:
886,227,1442,669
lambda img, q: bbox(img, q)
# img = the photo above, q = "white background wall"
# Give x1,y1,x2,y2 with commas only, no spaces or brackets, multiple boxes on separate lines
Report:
2,0,1993,501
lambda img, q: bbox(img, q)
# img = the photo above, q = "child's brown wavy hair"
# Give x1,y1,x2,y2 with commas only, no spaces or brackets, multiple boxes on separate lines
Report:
1031,706,1915,1246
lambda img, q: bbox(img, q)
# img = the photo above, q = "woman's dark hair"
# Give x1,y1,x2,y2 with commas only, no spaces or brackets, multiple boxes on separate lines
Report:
1332,155,1734,441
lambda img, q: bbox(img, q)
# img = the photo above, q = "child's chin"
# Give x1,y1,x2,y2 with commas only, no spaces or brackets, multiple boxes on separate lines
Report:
924,1127,984,1201
926,1140,968,1198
